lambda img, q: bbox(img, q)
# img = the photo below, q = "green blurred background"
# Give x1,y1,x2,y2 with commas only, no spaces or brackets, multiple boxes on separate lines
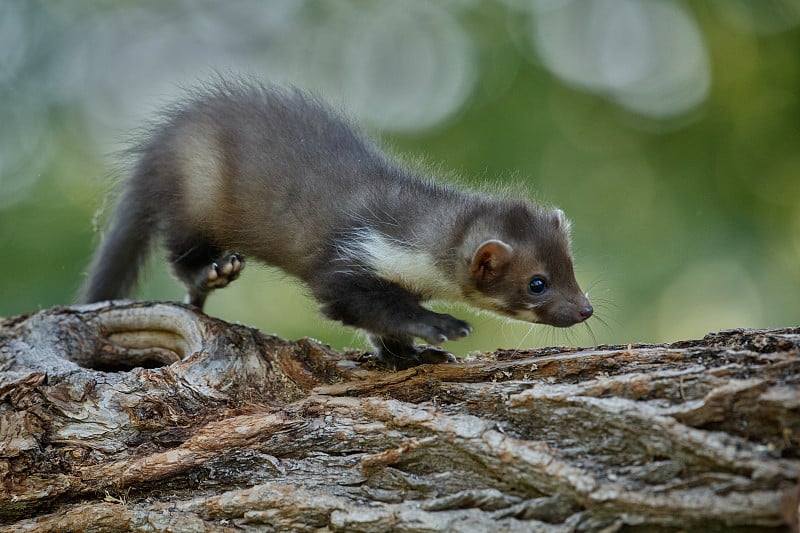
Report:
1,1,798,355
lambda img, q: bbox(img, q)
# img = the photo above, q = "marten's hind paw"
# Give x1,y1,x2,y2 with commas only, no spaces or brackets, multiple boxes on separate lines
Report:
415,346,458,365
202,253,245,290
184,253,245,308
375,345,458,370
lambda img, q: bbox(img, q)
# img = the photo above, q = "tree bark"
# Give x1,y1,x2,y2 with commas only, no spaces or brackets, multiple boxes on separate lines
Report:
0,301,797,532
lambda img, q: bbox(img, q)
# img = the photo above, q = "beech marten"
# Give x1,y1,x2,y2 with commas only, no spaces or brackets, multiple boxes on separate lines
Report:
82,79,593,369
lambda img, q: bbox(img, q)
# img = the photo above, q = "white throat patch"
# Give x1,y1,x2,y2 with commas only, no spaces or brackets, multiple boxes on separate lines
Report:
338,229,462,302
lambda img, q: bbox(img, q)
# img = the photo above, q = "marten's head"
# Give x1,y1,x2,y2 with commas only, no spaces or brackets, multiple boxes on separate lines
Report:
460,205,592,327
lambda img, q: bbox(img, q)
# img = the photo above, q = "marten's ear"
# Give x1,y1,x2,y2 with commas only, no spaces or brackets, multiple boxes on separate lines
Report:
470,240,513,281
551,208,571,236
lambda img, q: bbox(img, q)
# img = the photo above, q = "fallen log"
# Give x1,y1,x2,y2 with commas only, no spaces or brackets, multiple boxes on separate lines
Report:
0,301,797,531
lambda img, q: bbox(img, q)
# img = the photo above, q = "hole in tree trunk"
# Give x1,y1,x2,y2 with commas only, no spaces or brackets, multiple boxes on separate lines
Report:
69,304,202,372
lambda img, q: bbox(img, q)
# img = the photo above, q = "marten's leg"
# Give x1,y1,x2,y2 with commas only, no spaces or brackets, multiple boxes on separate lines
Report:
312,269,471,368
167,236,245,308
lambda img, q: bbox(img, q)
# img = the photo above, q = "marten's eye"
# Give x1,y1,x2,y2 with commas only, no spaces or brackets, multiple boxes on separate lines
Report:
528,277,548,295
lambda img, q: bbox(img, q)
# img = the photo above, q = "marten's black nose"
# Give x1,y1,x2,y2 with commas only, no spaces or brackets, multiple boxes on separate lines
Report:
579,305,594,320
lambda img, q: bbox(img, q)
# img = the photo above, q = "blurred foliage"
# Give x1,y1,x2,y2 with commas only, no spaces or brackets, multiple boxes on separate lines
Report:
1,0,798,354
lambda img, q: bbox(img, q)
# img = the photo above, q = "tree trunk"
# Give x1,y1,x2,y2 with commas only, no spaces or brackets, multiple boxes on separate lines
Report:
0,301,797,532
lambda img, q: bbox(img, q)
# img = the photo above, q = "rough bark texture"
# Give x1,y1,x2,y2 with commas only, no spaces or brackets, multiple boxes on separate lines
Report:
0,301,797,532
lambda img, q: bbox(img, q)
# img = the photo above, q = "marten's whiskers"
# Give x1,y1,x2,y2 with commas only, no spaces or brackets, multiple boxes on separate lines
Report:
507,323,536,360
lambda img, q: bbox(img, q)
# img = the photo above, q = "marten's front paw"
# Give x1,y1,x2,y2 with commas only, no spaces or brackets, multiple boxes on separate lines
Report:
198,253,245,290
407,313,472,345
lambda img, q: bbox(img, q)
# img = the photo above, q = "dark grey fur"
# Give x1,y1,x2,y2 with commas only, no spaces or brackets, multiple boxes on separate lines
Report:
82,79,592,369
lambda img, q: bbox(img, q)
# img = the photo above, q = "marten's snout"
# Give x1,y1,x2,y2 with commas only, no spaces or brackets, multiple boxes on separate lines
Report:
572,295,594,324
540,294,593,327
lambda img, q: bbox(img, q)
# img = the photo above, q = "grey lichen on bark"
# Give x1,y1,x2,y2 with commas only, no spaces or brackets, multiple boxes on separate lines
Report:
0,301,797,532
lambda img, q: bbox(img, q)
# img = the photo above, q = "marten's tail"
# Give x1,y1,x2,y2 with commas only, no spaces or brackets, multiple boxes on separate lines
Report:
80,180,156,304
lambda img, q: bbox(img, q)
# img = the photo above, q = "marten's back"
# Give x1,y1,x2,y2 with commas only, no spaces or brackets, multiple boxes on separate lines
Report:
131,81,440,274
